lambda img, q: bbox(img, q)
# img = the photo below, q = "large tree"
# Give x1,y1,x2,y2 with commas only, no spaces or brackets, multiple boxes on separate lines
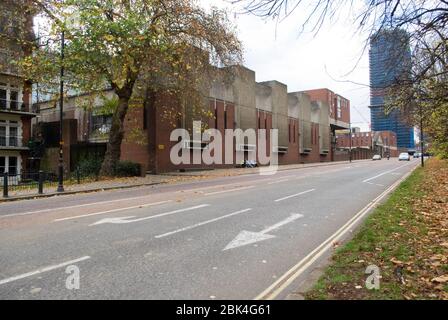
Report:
23,0,242,175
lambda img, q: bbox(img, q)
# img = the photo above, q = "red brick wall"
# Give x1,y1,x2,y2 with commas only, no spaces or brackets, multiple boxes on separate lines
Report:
305,88,350,124
279,118,299,165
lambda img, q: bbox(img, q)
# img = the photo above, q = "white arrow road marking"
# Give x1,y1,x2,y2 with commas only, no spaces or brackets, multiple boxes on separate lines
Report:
0,256,91,286
89,204,210,226
274,189,315,202
223,214,304,251
54,200,173,222
155,208,253,239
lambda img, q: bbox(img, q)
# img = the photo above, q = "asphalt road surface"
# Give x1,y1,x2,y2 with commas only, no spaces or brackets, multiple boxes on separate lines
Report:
0,159,419,299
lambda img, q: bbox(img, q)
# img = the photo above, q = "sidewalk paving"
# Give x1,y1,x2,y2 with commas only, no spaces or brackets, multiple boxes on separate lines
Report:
1,159,369,202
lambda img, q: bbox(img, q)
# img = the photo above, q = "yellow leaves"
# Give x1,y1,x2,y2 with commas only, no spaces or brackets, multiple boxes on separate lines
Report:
104,35,115,42
431,275,448,283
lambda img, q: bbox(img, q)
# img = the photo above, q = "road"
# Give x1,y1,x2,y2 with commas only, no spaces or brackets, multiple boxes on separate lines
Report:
0,159,418,299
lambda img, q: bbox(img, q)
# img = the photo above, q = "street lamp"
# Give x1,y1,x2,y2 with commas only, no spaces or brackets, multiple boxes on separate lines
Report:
419,104,425,168
57,29,65,192
349,122,352,163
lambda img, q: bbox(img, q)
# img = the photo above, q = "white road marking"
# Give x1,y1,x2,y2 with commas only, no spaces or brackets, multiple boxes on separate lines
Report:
255,167,416,300
274,189,316,202
155,208,253,239
365,182,385,187
268,179,290,185
204,186,255,196
0,256,91,286
363,162,413,183
53,200,172,222
89,204,210,226
1,195,165,219
224,214,304,250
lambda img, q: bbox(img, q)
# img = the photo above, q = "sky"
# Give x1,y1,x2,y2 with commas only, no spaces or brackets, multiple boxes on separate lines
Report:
199,0,373,131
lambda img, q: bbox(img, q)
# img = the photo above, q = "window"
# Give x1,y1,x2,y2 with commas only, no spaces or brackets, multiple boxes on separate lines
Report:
9,126,18,146
0,88,6,109
0,125,5,146
224,108,227,130
9,90,19,110
214,107,218,129
0,157,5,173
0,83,21,109
337,97,342,119
294,124,296,143
288,123,291,143
0,120,20,147
91,114,112,137
8,157,17,175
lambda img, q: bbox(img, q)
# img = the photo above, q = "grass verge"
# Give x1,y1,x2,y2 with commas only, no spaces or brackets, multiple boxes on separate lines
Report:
306,158,448,300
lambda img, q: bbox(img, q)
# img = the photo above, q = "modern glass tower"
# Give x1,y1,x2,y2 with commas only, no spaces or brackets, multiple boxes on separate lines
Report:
369,29,415,149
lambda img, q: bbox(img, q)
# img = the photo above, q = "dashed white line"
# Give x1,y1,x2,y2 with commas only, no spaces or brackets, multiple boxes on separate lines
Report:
0,256,91,286
204,186,255,196
274,189,316,202
363,163,413,183
268,179,290,185
53,200,172,222
155,208,253,238
0,195,163,219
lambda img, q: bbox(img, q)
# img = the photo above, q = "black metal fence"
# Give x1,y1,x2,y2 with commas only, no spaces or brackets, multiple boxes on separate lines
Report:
1,170,98,198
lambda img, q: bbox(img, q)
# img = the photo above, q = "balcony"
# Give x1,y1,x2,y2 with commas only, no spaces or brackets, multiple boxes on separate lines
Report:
0,135,27,150
0,99,35,117
0,99,29,112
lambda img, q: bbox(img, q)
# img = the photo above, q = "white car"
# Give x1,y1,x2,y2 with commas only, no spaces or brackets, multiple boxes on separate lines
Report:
398,153,411,161
372,155,382,160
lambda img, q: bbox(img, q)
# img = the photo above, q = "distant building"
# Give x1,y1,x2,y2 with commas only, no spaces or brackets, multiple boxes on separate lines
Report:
336,130,399,157
0,0,36,177
369,29,415,150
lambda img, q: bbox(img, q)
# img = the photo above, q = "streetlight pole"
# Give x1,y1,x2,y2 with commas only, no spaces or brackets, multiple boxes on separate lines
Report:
419,104,424,168
57,29,65,192
349,122,352,163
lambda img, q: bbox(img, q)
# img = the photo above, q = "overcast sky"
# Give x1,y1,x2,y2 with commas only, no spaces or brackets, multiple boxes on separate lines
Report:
199,0,373,131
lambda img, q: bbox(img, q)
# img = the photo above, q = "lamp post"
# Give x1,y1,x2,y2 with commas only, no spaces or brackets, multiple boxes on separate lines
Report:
349,122,352,163
419,104,424,168
57,29,65,192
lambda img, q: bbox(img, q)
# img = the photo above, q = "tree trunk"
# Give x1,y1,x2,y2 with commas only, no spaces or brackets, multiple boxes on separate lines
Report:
100,93,132,176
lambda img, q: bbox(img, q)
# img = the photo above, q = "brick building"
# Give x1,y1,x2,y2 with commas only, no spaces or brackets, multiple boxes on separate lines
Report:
336,130,399,157
35,66,352,174
0,0,35,177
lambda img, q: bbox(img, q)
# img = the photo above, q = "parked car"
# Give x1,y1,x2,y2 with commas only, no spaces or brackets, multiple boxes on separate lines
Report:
372,154,382,161
413,152,421,158
399,152,411,161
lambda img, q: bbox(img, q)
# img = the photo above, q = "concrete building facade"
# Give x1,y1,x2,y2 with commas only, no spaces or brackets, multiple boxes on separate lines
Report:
35,66,353,174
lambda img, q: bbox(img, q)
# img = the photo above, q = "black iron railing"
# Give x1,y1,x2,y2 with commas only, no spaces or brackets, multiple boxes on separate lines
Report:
0,99,29,112
1,169,98,198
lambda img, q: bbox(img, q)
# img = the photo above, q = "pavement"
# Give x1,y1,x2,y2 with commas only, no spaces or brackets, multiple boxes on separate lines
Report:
0,158,419,299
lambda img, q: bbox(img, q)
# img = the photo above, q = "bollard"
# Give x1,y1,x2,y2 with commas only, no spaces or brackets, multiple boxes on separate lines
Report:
3,172,8,198
38,170,44,194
